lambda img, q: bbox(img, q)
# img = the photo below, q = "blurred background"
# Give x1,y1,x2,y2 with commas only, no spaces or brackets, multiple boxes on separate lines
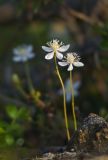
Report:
0,0,108,150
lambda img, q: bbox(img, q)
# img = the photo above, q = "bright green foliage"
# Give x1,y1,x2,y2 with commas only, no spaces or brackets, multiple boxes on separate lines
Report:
6,105,30,121
0,105,31,147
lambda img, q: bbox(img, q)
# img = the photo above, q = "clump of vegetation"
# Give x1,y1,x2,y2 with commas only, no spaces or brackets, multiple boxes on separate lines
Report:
42,39,84,140
0,105,30,147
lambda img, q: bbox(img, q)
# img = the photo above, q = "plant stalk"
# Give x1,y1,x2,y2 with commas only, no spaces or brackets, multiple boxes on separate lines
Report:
54,54,70,141
70,71,77,131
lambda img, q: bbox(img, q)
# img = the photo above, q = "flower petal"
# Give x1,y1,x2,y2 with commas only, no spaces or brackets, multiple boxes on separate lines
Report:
45,52,54,60
26,45,33,52
13,48,20,55
57,44,70,52
42,46,53,52
58,61,68,66
67,64,73,71
13,56,22,62
21,56,28,62
56,51,63,60
27,52,35,59
73,62,84,67
66,93,71,102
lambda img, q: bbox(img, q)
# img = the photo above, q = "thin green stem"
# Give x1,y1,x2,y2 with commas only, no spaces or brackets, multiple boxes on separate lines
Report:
54,54,70,141
24,62,42,106
24,62,34,93
70,71,77,131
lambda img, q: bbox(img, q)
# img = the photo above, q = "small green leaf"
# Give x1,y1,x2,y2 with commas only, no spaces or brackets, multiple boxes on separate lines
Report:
6,105,18,120
0,127,5,134
5,135,15,146
17,107,30,120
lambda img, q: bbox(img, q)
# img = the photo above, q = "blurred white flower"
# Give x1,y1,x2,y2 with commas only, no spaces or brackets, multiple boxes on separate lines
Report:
58,78,81,102
13,45,35,62
42,39,70,60
58,52,84,71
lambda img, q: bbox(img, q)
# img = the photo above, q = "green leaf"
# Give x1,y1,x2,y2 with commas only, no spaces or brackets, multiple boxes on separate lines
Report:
0,121,8,129
17,107,30,120
6,105,18,120
0,127,5,134
8,123,24,136
5,135,15,146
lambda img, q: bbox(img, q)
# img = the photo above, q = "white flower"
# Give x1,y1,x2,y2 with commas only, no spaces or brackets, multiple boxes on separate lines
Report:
58,52,84,71
58,78,81,102
13,45,35,62
42,39,70,60
65,79,81,102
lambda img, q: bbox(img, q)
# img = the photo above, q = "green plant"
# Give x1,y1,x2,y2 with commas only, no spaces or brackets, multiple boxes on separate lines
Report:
42,39,84,140
0,105,31,147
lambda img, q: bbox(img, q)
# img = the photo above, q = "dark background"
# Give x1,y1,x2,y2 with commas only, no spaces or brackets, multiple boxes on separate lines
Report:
0,0,108,149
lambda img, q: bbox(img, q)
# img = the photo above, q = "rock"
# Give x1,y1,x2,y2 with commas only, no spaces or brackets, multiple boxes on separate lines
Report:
66,113,108,153
43,152,55,160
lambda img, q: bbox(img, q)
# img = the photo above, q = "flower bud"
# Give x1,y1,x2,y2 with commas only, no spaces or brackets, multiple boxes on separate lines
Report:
12,74,20,85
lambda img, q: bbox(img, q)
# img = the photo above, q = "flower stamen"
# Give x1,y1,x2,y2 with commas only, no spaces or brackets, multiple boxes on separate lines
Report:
66,53,80,64
42,39,70,60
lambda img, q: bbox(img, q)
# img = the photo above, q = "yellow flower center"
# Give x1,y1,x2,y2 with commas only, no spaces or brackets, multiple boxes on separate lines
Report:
19,48,26,55
66,54,75,64
51,41,60,51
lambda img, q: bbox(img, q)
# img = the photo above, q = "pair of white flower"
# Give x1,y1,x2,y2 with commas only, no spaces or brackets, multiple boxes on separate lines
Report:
42,39,84,71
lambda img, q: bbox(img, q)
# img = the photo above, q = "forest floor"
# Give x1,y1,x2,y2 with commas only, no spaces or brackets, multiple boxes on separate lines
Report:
34,113,108,160
34,151,108,160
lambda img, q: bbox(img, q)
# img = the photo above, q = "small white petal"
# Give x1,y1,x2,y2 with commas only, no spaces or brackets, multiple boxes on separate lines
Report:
42,46,53,52
73,62,84,67
27,45,33,52
56,51,63,60
13,56,22,62
57,44,70,52
66,93,71,102
58,62,68,66
45,52,54,60
74,81,81,90
21,56,28,62
27,52,35,59
13,49,20,55
67,64,73,71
